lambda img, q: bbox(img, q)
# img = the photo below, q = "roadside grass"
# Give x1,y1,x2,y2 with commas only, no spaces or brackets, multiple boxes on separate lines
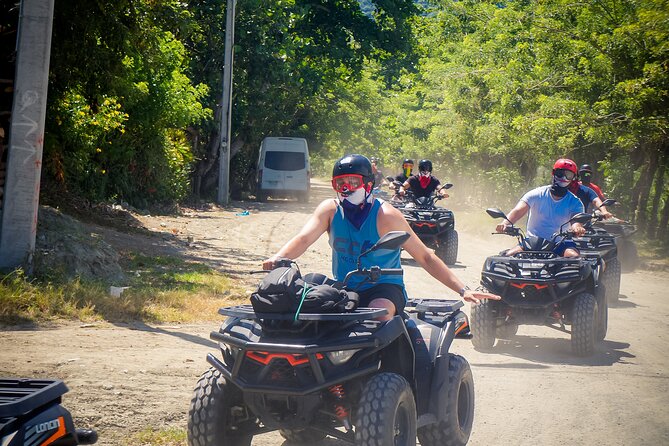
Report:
0,254,249,325
126,426,186,446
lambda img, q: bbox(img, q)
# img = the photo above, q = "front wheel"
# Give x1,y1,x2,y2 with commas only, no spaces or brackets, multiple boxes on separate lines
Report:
603,258,621,303
355,373,417,446
417,354,474,446
471,299,497,351
436,230,458,265
571,293,597,356
187,368,253,446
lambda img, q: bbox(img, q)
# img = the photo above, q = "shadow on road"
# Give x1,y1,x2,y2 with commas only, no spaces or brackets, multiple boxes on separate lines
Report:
473,335,634,367
115,321,218,349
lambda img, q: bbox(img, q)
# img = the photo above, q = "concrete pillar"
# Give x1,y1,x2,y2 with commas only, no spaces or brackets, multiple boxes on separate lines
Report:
0,0,55,270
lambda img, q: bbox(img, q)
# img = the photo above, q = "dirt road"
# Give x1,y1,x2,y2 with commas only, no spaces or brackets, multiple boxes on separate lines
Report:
1,181,668,445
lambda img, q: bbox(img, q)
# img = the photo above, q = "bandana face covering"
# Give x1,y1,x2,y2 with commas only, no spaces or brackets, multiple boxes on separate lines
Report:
338,189,373,229
551,175,571,197
419,172,431,188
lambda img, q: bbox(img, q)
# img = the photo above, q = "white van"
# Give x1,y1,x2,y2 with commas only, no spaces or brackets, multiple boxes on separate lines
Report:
256,137,310,202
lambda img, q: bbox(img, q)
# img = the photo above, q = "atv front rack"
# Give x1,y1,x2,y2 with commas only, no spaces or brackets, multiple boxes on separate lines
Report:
0,378,68,418
218,305,387,321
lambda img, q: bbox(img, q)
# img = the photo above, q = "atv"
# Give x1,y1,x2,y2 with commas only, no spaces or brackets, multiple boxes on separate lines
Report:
572,199,621,303
188,231,475,446
471,209,607,356
0,378,98,446
398,185,458,265
594,218,638,272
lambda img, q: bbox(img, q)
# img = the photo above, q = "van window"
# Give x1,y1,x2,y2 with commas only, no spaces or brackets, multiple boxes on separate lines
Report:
264,151,306,171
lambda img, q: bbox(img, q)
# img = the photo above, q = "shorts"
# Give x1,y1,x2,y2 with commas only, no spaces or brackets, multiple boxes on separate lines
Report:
553,240,579,256
354,283,407,314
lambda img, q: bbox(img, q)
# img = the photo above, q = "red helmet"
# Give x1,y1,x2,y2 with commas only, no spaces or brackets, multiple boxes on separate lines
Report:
552,158,578,176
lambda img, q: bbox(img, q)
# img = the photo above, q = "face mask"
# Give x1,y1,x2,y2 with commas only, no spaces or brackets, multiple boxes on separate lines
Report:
338,189,373,229
551,175,571,197
581,173,591,185
403,167,412,177
338,188,367,205
419,173,431,188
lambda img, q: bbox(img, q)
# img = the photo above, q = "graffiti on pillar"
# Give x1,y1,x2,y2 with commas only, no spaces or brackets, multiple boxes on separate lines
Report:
11,90,42,166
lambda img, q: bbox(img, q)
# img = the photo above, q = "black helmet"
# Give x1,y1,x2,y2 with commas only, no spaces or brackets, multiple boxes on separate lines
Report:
418,159,433,172
579,164,593,174
332,154,374,186
402,158,414,166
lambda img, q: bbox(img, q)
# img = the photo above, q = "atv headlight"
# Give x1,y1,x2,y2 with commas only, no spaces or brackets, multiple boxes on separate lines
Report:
326,349,361,365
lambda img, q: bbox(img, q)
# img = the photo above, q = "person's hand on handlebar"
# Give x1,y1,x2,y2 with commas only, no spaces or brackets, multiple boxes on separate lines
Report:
496,219,512,233
570,222,586,237
262,255,287,271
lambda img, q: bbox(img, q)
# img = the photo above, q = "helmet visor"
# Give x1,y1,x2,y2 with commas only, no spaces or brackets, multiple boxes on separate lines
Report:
332,174,365,193
554,168,576,181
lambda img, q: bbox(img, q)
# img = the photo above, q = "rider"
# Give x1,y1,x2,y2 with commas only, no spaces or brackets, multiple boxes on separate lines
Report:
569,165,613,218
399,159,449,199
495,158,587,258
370,156,386,186
263,154,499,320
578,163,606,200
394,158,414,184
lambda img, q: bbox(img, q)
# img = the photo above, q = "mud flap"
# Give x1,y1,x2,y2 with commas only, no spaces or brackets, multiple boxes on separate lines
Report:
405,319,433,415
429,353,450,422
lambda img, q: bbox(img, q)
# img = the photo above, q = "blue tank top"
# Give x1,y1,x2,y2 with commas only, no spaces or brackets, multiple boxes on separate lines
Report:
329,199,404,290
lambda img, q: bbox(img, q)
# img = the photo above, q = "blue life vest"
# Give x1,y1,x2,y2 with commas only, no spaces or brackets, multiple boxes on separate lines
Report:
329,199,404,290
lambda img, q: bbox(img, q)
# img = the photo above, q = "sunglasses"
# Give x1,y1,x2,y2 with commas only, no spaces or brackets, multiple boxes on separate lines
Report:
554,169,576,181
332,174,365,193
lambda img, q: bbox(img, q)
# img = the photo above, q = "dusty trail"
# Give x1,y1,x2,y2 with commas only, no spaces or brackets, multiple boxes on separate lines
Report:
1,180,668,445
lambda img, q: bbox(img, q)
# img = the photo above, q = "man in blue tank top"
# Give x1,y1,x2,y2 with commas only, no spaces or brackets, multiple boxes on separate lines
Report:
263,154,499,320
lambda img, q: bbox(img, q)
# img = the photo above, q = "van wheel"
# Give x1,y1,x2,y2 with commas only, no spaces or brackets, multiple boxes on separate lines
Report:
256,191,267,202
297,191,309,203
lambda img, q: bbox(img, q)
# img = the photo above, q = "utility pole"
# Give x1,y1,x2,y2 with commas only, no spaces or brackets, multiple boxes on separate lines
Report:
0,0,55,271
217,0,237,205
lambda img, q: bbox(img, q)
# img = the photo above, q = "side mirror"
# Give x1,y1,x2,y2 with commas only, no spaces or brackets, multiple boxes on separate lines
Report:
386,176,395,182
486,208,507,220
601,198,616,207
440,183,453,190
570,212,592,224
359,231,409,260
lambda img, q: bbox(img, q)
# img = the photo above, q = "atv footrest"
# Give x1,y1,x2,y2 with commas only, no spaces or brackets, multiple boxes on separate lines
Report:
405,299,463,314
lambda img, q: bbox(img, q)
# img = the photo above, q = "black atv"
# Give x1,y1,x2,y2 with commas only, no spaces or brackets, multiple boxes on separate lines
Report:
188,231,475,446
0,378,97,446
471,209,607,356
384,177,410,208
572,199,622,303
594,218,638,272
399,185,458,265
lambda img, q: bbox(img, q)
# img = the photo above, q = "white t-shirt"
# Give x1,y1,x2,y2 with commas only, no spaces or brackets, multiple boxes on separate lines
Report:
520,185,584,240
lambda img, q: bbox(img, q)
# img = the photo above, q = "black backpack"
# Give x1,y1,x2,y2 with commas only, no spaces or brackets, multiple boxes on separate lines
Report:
250,262,358,315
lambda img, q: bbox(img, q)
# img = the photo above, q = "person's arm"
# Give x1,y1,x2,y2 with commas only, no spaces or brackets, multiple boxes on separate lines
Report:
399,179,411,196
262,199,334,269
592,197,613,219
378,204,500,304
495,201,530,233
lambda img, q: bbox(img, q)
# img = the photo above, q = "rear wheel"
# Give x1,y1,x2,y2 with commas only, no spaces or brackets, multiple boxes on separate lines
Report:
188,368,253,446
471,299,496,351
571,293,597,356
417,354,474,446
436,230,458,265
602,258,621,303
355,373,416,446
279,428,326,444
